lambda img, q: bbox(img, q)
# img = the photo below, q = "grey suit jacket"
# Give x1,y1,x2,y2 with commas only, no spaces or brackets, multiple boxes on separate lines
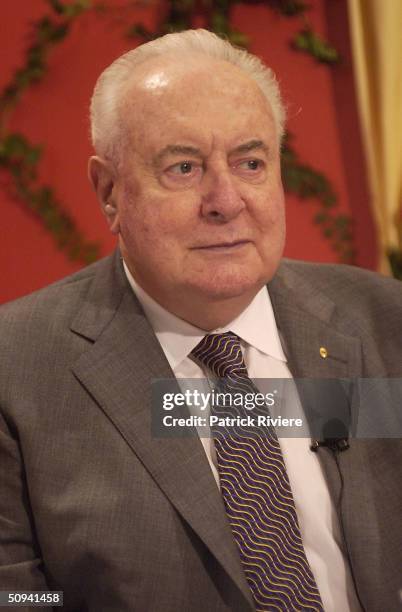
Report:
0,252,401,612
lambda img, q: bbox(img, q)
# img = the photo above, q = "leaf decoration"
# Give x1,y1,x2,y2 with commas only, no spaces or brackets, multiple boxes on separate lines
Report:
0,133,99,263
293,27,339,64
281,134,355,262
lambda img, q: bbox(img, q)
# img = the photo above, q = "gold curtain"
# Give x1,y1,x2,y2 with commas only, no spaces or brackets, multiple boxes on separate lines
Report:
348,0,402,272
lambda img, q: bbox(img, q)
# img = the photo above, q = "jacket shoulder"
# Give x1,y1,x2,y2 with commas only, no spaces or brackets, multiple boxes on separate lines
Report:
0,255,112,319
279,258,402,299
277,258,402,338
0,254,122,361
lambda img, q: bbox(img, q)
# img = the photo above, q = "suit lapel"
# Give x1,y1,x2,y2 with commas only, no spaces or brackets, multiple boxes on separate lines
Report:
71,253,254,609
269,263,382,608
269,263,363,380
268,261,364,472
270,267,364,439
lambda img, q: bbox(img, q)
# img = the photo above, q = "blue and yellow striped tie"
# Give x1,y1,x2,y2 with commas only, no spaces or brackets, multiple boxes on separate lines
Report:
192,332,324,612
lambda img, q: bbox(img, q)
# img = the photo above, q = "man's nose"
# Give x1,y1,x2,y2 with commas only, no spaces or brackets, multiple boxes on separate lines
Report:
200,169,246,222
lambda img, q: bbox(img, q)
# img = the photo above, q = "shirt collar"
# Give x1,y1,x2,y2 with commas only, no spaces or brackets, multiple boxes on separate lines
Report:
123,261,287,370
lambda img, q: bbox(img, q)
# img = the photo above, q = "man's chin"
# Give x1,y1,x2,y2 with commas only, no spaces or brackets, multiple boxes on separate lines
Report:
189,275,266,303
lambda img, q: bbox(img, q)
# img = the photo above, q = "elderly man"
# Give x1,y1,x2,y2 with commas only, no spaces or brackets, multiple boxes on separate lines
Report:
0,29,401,612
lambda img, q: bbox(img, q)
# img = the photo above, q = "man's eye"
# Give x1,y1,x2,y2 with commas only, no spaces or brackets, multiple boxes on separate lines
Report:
164,161,203,186
239,159,262,171
180,162,193,174
169,161,195,175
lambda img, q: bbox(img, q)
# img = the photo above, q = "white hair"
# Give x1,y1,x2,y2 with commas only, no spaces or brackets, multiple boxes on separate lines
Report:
90,29,286,161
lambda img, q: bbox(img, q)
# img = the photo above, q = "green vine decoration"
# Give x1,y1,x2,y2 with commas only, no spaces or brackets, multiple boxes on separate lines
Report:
127,0,339,64
0,3,87,123
1,0,354,266
281,134,355,262
292,28,339,64
0,0,100,264
0,133,99,262
266,0,306,17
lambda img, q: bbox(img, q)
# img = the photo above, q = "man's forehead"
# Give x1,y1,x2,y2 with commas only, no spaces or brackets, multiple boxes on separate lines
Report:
116,55,277,158
126,53,255,93
127,111,275,163
119,54,269,121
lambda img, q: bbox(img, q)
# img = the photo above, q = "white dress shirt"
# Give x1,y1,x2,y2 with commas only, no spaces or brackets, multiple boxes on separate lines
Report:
123,261,361,612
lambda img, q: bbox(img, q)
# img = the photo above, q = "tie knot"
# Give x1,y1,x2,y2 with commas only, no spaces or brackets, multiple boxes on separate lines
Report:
191,332,247,380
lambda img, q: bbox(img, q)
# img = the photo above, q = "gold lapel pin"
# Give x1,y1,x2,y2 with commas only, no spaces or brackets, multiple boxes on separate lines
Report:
319,346,328,359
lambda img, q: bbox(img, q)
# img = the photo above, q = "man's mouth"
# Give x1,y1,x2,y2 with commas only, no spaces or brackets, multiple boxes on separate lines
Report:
192,240,252,251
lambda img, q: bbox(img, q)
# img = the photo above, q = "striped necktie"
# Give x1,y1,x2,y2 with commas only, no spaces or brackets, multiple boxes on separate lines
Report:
192,332,324,612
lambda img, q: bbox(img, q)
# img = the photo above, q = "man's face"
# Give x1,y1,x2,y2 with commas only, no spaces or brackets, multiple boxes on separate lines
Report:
111,57,285,314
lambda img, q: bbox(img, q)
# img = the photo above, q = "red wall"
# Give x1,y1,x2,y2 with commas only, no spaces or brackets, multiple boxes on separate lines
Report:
0,0,376,304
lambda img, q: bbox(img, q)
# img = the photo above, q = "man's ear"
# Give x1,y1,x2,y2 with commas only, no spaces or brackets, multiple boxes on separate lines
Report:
88,156,120,235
